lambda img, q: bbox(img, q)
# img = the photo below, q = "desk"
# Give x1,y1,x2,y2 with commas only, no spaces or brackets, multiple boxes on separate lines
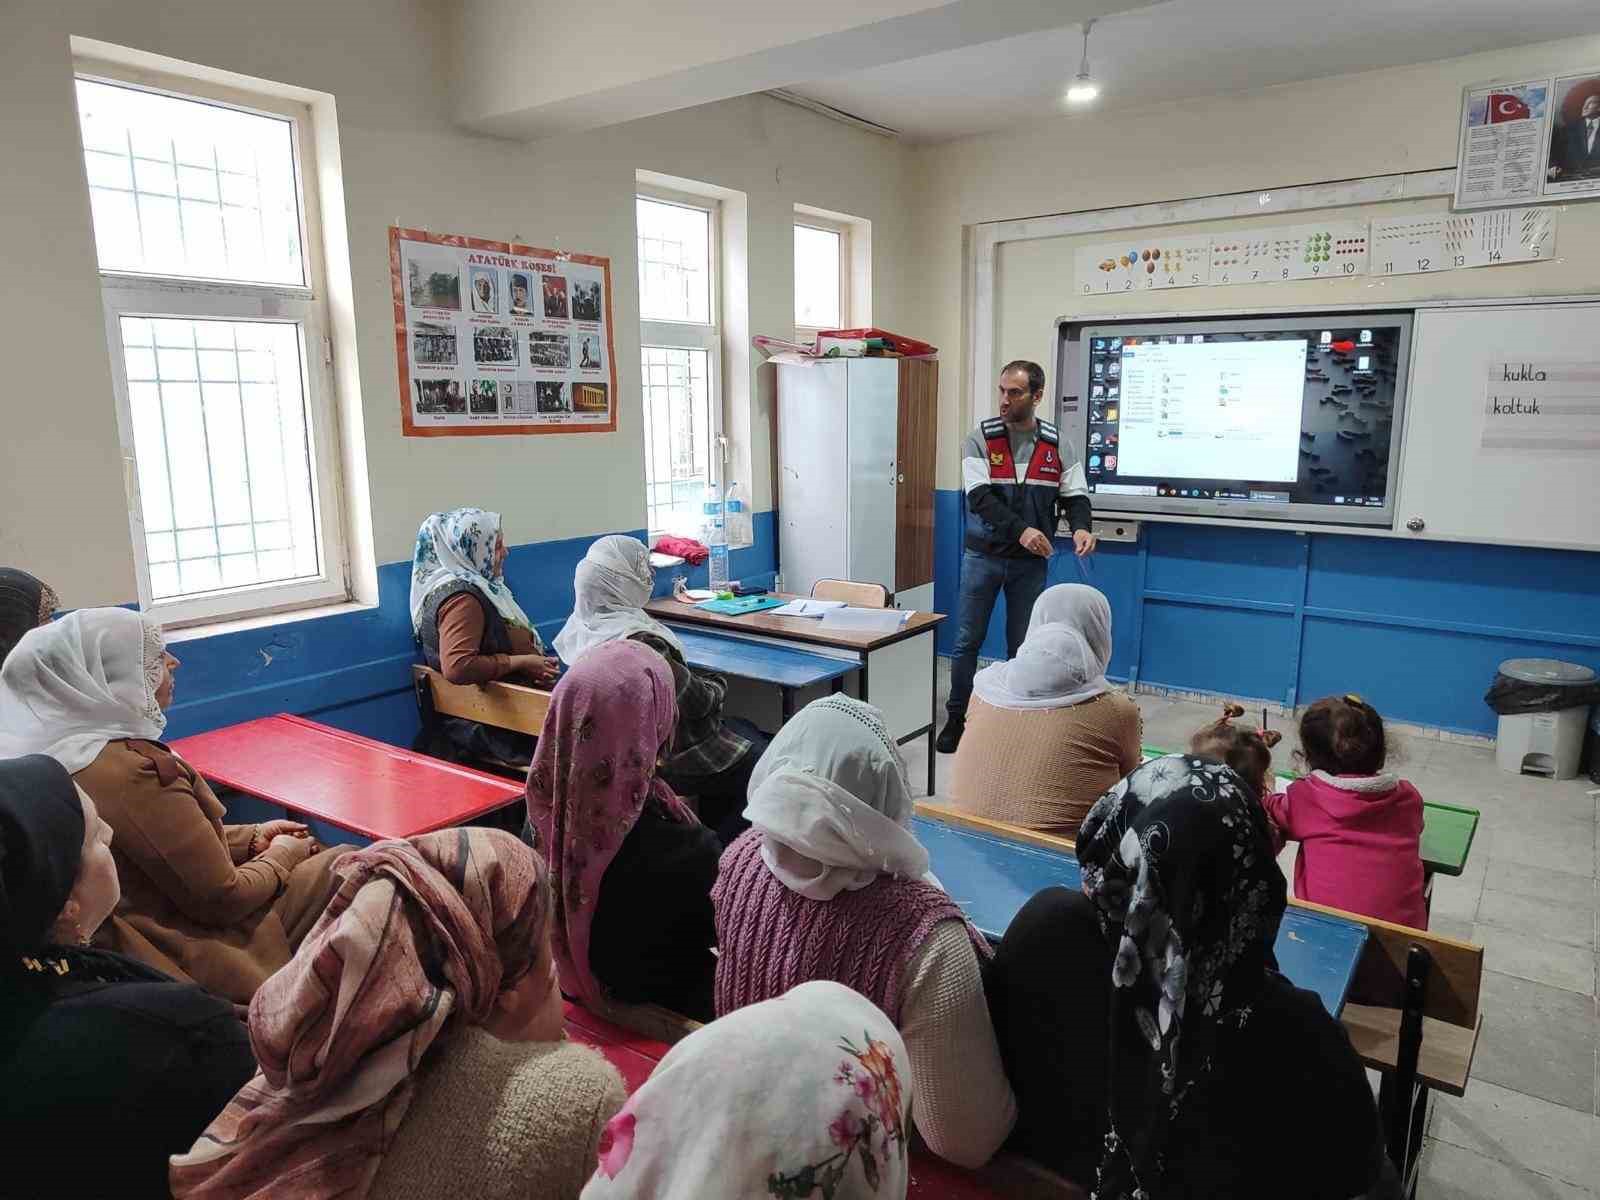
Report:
673,628,855,722
647,596,947,792
912,815,1369,1017
1140,746,1481,878
171,714,524,841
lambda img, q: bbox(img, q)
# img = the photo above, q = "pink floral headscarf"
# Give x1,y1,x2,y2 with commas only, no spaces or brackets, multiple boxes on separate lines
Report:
525,640,697,1009
580,981,912,1199
170,828,549,1200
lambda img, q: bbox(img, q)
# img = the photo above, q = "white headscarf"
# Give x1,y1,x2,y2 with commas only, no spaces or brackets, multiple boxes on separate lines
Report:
409,508,537,639
552,535,682,666
581,981,913,1200
742,695,937,902
0,607,168,772
972,583,1113,711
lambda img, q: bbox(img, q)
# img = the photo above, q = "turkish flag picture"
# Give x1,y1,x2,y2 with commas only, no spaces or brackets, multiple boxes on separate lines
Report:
1487,92,1532,123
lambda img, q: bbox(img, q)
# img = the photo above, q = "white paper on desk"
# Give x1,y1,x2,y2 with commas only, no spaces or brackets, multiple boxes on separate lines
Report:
818,606,912,632
770,598,846,617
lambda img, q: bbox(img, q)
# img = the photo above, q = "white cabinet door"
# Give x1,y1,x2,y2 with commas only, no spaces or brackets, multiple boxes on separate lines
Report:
845,360,899,592
777,361,849,594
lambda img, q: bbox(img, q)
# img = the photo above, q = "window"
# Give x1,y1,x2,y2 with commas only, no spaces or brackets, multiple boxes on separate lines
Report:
76,71,345,624
637,192,720,536
794,222,845,336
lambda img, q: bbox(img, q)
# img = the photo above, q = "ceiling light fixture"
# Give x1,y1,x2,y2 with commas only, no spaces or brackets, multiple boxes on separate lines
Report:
1065,19,1100,105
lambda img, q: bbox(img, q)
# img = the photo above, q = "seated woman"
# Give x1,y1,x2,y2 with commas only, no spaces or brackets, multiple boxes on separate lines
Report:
526,640,722,1021
411,508,561,768
0,567,57,666
554,534,767,841
172,828,626,1200
581,981,913,1200
0,755,255,1200
712,695,1016,1168
951,583,1140,839
0,607,348,1003
989,754,1394,1199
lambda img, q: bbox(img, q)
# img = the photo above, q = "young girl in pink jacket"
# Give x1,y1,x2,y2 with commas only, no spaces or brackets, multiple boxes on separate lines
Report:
1264,694,1427,929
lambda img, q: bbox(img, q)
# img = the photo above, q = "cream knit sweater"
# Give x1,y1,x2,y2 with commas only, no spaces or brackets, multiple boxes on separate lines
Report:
373,1028,626,1200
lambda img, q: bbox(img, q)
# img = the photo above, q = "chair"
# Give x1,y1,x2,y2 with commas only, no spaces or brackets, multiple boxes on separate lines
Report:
412,665,552,779
811,578,891,608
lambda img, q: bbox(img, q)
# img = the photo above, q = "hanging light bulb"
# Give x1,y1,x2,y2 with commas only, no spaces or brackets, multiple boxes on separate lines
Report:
1064,19,1100,105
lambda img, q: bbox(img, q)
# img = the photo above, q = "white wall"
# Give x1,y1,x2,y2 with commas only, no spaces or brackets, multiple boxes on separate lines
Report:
909,35,1600,490
0,0,916,608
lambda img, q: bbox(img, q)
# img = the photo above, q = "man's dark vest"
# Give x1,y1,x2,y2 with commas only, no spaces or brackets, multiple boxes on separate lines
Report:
964,417,1062,556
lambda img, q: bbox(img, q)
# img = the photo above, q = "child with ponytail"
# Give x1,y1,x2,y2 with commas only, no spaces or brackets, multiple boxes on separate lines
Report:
1188,702,1283,811
1266,694,1426,929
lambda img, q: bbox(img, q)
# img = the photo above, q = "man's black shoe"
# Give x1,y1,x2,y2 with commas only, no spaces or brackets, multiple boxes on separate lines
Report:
935,718,965,754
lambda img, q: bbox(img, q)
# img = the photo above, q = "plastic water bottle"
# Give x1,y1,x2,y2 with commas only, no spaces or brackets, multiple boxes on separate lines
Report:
708,541,730,590
724,481,751,548
701,484,726,546
703,484,729,590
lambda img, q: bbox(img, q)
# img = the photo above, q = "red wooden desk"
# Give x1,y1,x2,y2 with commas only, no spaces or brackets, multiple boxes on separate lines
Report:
170,714,524,842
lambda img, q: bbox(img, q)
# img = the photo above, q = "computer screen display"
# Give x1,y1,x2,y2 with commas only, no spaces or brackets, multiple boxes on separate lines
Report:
1068,312,1412,527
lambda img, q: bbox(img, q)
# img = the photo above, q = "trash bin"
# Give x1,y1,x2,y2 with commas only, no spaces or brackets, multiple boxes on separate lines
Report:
1486,659,1598,780
1588,707,1600,785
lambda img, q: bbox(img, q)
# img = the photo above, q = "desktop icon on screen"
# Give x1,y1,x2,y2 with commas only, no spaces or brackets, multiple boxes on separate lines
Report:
1359,329,1372,343
1320,331,1332,344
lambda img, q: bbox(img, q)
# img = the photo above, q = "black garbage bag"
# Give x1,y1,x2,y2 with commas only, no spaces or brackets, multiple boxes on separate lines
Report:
1484,672,1600,716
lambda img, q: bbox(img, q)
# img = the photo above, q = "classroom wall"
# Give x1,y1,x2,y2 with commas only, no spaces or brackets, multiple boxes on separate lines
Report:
911,35,1600,735
1,0,914,746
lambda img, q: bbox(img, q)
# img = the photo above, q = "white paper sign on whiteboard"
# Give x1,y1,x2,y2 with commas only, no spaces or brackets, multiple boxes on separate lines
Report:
1481,358,1600,453
1075,236,1212,295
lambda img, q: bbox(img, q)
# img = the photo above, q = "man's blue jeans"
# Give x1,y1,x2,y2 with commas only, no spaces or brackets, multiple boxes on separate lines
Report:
946,549,1048,721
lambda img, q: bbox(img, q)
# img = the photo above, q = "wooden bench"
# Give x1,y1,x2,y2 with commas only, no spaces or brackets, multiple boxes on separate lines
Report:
915,800,1482,1197
412,664,552,775
572,996,1085,1198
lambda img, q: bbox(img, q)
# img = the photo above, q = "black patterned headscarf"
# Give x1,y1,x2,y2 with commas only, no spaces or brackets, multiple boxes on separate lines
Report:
1077,754,1286,1200
0,569,57,667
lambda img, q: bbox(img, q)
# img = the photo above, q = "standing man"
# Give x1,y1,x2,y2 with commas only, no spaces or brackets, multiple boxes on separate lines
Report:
937,360,1096,752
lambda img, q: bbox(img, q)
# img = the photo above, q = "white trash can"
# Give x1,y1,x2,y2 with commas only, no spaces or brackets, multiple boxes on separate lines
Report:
1493,659,1596,780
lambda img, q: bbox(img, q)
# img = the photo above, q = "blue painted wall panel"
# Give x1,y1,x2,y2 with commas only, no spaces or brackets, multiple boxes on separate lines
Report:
930,488,1599,733
162,514,780,748
1300,617,1600,735
1307,535,1600,641
1144,523,1305,605
1141,600,1297,701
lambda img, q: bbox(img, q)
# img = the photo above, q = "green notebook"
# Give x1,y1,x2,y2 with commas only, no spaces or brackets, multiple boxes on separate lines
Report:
695,594,786,616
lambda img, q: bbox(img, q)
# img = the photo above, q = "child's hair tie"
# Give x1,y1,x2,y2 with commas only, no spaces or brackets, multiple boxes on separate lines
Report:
1344,693,1365,707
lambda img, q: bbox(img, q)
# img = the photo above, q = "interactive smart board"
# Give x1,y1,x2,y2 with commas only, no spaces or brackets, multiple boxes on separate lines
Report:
1063,312,1413,529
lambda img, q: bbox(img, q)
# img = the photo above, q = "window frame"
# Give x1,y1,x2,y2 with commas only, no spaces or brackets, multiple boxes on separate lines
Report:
636,186,724,537
76,62,349,627
793,213,851,343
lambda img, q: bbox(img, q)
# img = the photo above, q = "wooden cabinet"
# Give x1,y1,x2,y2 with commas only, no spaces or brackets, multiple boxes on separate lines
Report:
776,358,938,602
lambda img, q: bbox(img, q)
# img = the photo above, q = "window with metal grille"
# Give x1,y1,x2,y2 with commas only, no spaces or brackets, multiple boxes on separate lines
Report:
637,192,719,536
76,69,346,624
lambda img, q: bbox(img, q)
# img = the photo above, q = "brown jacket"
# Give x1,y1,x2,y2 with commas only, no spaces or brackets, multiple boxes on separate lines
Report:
950,692,1143,839
74,738,347,1002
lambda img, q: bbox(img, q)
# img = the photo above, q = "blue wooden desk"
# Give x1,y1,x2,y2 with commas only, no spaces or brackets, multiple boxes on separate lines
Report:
674,627,855,722
913,816,1369,1017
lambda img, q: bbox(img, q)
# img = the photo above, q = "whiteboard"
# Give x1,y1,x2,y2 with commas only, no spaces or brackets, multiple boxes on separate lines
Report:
1397,301,1600,552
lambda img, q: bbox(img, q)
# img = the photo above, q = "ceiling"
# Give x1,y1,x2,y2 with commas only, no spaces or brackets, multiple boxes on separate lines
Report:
790,0,1600,143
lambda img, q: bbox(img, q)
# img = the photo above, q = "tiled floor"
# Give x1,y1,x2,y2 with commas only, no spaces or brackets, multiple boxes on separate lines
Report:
915,666,1600,1199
